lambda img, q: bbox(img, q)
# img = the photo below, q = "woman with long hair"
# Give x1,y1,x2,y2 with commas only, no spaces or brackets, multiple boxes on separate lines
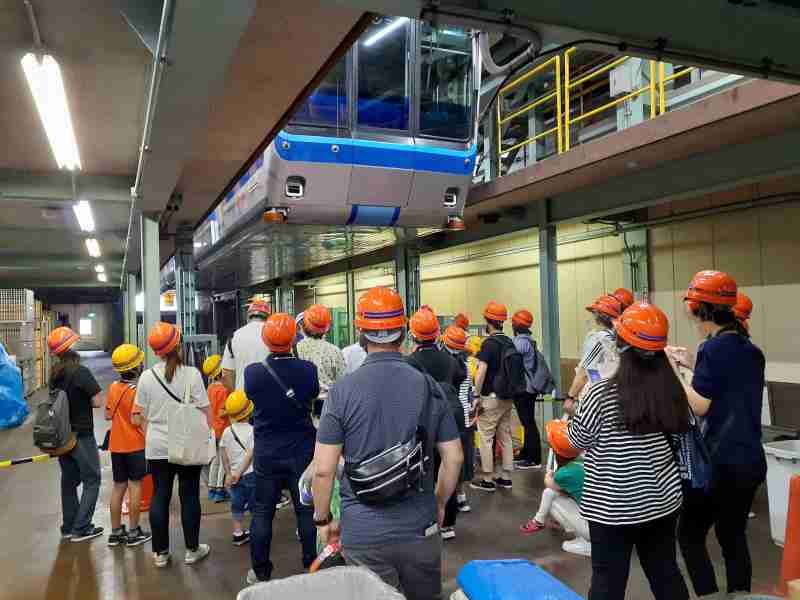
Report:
48,327,104,542
132,322,211,568
567,302,690,600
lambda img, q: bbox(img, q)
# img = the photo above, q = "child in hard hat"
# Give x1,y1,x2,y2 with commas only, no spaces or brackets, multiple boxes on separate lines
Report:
219,390,255,546
519,420,590,557
203,355,230,503
106,344,152,548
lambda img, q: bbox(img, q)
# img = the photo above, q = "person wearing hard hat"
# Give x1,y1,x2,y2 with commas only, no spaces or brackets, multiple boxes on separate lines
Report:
222,298,272,393
612,287,635,311
313,287,463,600
453,313,470,332
202,355,230,503
245,313,320,584
219,390,255,547
132,322,211,568
106,344,152,548
407,308,467,541
471,300,516,493
520,420,589,557
48,326,104,543
733,291,753,337
295,304,347,417
566,294,624,404
666,272,766,598
567,302,690,600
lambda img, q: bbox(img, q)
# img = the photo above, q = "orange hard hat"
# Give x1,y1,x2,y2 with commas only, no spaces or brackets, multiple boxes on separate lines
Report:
353,286,407,331
614,302,669,352
613,288,635,310
248,299,271,318
732,292,753,322
586,294,624,320
483,301,508,322
410,307,440,341
304,304,332,335
512,309,534,329
453,313,470,330
443,326,467,351
262,313,296,353
546,420,580,459
148,322,181,357
685,270,737,306
48,326,80,356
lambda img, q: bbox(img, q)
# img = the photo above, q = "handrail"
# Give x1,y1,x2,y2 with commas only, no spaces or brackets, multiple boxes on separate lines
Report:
658,66,696,114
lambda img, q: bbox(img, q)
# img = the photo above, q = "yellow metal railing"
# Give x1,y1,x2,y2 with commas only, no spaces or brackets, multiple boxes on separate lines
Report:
658,64,697,114
496,55,562,159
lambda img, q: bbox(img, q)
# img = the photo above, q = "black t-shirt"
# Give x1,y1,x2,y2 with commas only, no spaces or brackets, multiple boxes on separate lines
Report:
407,345,466,388
51,365,101,435
476,333,512,396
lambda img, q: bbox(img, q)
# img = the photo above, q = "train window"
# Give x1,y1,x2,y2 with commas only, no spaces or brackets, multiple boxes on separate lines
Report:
291,56,349,129
419,24,473,140
357,16,410,131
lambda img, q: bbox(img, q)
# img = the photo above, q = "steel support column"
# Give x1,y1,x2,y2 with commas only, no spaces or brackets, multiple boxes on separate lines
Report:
174,225,197,337
346,270,357,345
621,229,649,299
538,200,561,417
394,245,420,317
140,213,161,367
125,273,137,345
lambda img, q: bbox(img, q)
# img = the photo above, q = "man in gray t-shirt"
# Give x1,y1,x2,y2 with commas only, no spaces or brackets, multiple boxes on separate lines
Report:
313,286,462,600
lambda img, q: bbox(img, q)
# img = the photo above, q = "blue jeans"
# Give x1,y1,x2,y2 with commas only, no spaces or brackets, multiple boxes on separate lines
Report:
58,433,101,535
250,448,316,581
230,472,255,521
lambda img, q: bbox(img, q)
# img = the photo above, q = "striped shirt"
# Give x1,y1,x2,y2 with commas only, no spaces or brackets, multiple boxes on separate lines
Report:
455,354,472,427
567,378,683,525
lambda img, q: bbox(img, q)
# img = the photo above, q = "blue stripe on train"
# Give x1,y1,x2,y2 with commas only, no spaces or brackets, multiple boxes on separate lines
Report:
274,132,475,176
346,205,402,227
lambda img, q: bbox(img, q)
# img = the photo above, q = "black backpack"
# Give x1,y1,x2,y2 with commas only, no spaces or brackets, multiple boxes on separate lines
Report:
407,352,466,434
492,336,528,399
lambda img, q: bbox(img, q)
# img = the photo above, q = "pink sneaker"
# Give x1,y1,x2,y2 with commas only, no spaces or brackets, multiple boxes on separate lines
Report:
520,518,546,535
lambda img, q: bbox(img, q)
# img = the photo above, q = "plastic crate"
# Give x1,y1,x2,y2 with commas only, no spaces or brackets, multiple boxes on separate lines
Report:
457,560,584,600
237,567,404,600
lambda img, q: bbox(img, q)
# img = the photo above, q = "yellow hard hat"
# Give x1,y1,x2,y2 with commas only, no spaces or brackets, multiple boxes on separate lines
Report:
202,354,223,379
466,335,484,355
221,390,253,423
112,343,145,373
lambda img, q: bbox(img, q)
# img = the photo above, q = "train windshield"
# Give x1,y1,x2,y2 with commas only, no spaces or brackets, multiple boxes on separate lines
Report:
418,24,473,140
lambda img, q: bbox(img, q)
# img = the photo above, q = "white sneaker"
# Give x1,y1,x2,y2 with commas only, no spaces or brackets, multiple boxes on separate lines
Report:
441,527,456,540
246,569,260,585
185,544,211,565
154,552,171,568
562,538,591,557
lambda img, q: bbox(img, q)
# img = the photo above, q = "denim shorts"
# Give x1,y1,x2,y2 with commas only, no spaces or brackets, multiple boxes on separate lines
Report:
230,472,255,520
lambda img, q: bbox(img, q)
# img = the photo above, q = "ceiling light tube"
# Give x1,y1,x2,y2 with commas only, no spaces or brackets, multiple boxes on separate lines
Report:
21,53,81,171
363,17,409,47
94,264,104,273
85,238,101,258
73,200,94,232
97,273,107,283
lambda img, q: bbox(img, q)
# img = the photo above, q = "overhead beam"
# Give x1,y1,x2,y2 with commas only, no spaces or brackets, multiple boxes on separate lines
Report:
0,170,133,205
116,0,164,55
0,255,123,269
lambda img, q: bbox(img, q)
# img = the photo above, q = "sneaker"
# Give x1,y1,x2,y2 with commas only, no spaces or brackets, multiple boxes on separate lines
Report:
185,543,211,565
154,552,171,568
276,494,291,510
514,460,541,470
493,477,513,489
217,489,231,502
562,538,592,557
246,569,261,585
108,526,128,547
208,490,219,502
457,499,472,513
232,530,250,546
470,479,496,493
126,527,152,547
520,518,546,535
440,527,456,540
71,526,104,542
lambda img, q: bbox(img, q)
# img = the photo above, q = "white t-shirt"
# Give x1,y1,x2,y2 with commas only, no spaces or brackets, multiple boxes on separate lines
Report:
342,343,367,374
219,422,254,476
222,320,270,389
133,363,209,460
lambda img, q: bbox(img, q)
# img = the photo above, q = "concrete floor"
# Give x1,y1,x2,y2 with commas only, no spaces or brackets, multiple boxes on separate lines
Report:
0,352,784,599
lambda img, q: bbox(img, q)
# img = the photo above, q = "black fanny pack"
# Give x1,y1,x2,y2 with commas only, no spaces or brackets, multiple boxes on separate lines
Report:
344,374,436,506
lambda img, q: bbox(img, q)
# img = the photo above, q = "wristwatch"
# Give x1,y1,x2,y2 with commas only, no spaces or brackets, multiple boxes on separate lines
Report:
313,513,332,527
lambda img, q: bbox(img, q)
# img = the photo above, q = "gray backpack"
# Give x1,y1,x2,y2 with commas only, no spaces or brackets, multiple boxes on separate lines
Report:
33,373,74,452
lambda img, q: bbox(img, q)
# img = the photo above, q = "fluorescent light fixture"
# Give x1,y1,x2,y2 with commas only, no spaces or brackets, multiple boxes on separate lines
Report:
21,53,81,171
72,200,94,232
94,264,104,273
193,241,202,248
363,17,409,47
441,29,467,37
97,273,107,283
85,238,101,258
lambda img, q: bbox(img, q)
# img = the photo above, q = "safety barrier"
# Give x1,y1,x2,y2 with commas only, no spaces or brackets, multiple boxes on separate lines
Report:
0,453,51,468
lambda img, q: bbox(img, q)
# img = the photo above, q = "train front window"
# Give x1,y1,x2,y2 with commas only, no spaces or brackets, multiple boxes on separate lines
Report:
291,55,348,129
418,24,473,140
357,16,410,131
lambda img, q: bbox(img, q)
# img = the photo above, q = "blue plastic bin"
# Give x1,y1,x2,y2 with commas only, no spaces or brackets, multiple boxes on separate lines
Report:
457,560,584,600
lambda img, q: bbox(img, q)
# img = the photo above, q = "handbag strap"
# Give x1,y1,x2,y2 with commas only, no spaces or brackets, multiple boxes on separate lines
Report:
109,383,134,421
230,424,249,452
262,358,309,413
150,367,183,404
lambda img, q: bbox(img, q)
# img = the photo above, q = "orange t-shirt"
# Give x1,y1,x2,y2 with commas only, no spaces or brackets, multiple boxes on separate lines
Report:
207,382,230,440
105,381,145,453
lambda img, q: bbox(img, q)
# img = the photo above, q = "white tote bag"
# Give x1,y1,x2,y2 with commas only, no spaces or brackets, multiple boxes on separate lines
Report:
167,372,216,466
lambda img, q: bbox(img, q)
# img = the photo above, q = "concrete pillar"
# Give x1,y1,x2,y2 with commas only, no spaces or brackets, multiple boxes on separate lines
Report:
538,200,561,418
125,273,137,345
140,212,161,368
